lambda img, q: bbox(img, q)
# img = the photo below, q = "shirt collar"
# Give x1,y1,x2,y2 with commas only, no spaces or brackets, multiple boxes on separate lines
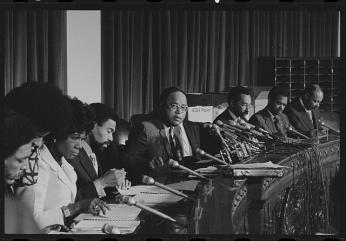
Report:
227,108,239,121
266,107,276,120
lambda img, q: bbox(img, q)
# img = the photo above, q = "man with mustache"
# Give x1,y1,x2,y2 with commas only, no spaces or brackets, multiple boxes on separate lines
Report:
124,87,201,185
69,103,130,201
284,84,323,138
213,86,252,125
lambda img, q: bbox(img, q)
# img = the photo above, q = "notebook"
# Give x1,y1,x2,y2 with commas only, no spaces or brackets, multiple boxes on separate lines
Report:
74,204,141,221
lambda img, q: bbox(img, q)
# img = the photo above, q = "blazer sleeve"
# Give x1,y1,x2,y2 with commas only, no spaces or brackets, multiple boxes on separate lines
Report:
75,181,100,201
284,106,305,132
249,114,263,129
32,160,65,229
123,122,151,183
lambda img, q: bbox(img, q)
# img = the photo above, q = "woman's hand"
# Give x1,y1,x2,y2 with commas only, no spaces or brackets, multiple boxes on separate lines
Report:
87,198,110,216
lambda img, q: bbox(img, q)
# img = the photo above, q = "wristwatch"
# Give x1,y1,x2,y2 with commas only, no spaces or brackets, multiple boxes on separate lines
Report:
61,206,71,218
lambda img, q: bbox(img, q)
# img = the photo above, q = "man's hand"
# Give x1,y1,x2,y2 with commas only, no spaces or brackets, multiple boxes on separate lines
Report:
99,168,126,188
149,156,164,169
117,179,132,190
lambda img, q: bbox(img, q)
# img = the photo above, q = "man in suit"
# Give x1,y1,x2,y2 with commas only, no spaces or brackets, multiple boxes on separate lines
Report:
213,86,252,125
124,87,201,185
249,86,291,138
68,103,128,201
284,84,323,138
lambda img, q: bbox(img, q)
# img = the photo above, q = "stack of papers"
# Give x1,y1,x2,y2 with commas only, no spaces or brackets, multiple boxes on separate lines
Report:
73,204,141,234
73,220,140,234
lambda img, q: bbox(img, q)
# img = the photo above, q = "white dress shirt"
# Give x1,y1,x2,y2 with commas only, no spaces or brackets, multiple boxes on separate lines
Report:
164,123,192,157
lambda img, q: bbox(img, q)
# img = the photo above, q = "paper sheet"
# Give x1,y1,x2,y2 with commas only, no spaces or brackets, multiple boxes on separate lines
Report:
194,166,218,173
166,180,200,191
118,185,171,196
133,193,184,206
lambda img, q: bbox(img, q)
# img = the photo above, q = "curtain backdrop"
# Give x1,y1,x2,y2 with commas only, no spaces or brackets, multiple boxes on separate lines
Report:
1,9,67,97
102,9,339,121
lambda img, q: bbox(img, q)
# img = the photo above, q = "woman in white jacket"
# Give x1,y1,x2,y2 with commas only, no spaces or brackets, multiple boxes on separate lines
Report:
31,97,110,232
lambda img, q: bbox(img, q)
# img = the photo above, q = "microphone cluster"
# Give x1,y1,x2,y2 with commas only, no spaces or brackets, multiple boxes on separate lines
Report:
210,120,268,162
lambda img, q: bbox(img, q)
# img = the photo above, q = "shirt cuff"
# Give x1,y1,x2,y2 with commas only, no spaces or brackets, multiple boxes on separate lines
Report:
93,179,106,198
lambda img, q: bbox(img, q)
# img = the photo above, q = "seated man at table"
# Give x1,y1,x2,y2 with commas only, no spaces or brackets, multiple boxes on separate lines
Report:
213,86,252,125
249,86,291,138
68,103,130,201
124,87,202,185
284,84,323,138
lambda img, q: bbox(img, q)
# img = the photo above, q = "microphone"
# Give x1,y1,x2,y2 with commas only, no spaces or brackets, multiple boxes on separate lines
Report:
211,124,230,151
142,175,193,200
102,223,121,234
319,120,340,134
287,126,310,140
237,119,271,135
168,159,208,180
195,148,228,165
121,196,177,223
215,120,244,132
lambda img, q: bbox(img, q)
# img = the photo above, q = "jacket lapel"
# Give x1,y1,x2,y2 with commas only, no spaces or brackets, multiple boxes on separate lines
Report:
78,148,99,179
39,145,76,197
158,125,172,160
183,121,195,153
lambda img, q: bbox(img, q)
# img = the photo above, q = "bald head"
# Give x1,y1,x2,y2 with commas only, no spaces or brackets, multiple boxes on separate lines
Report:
302,84,323,110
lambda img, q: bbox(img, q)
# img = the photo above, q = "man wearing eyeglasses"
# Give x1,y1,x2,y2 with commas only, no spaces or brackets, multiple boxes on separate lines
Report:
124,87,201,185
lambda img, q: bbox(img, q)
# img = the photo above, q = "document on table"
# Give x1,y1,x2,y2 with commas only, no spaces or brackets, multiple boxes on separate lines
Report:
118,180,200,196
74,204,141,221
118,185,171,196
133,193,184,206
166,180,200,191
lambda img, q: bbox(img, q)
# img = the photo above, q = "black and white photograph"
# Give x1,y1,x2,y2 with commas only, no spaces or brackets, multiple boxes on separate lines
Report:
1,0,343,238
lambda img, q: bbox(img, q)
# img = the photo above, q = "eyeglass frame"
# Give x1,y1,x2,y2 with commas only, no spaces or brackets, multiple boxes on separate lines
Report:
166,103,189,113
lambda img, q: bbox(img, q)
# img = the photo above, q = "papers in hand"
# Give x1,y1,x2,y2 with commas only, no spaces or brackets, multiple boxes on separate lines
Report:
229,161,289,170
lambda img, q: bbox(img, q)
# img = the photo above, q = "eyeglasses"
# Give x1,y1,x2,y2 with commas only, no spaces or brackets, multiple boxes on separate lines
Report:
167,103,189,113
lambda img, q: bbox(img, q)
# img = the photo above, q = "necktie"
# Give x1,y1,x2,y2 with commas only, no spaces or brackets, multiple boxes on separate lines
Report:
89,153,99,176
169,127,183,162
274,115,285,137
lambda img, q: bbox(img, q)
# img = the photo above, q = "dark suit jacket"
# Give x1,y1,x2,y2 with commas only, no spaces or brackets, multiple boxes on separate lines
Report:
68,148,101,201
207,108,245,155
124,117,201,184
213,108,237,125
249,107,290,136
284,98,320,138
